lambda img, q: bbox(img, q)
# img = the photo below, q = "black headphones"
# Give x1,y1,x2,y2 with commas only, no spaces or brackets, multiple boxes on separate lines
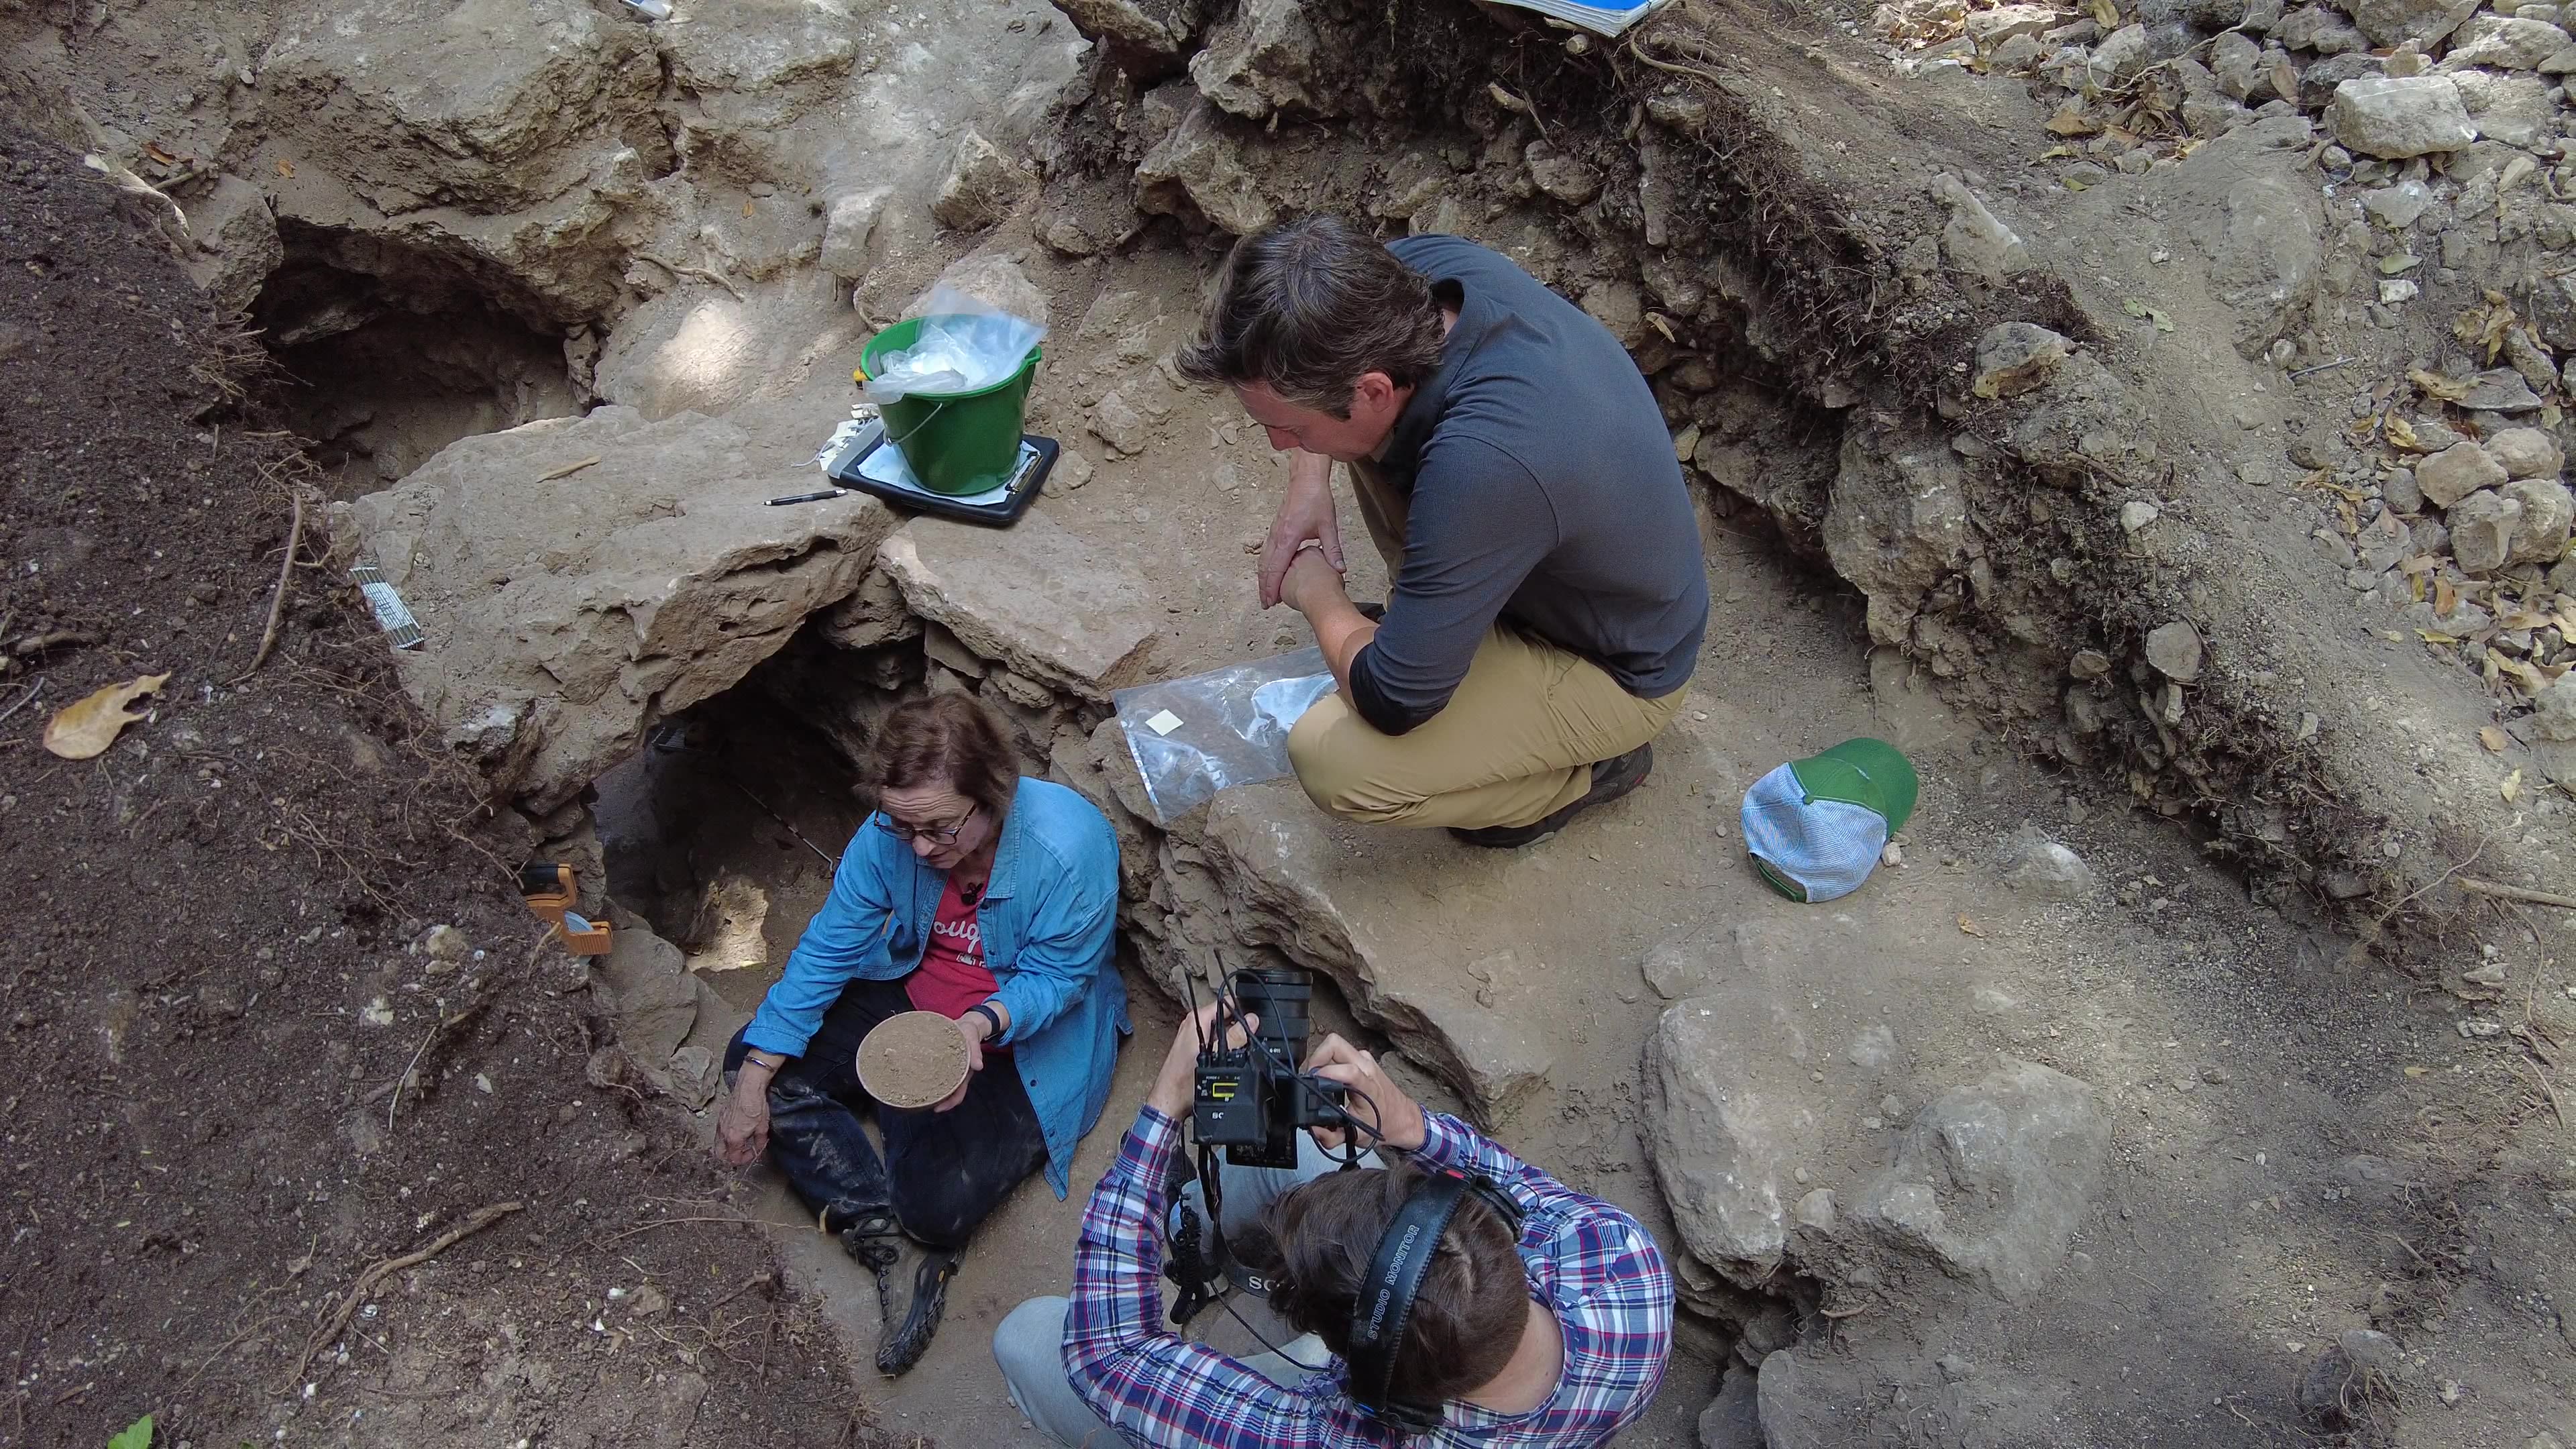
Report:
1343,1165,1526,1436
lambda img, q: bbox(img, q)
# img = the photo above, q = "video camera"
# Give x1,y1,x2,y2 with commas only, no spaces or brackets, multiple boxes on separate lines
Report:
1190,967,1346,1170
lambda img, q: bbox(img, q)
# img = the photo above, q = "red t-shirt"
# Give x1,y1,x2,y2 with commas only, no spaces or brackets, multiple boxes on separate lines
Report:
907,875,1004,1047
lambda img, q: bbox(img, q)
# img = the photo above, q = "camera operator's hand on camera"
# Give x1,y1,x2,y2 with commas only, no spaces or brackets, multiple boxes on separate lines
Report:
1302,1034,1428,1152
1146,1002,1256,1121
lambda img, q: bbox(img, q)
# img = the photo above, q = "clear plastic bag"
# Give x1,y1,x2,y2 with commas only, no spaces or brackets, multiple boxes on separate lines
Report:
1114,649,1337,825
863,285,1047,403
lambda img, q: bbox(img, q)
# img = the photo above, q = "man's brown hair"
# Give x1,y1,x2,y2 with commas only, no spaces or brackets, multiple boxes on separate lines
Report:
865,693,1020,826
1174,215,1448,418
1249,1159,1528,1405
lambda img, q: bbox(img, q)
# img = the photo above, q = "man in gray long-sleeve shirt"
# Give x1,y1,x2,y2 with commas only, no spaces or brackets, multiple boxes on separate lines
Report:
1176,215,1709,846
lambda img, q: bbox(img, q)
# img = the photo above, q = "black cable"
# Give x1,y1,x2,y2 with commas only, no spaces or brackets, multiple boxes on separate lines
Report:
1214,1293,1328,1374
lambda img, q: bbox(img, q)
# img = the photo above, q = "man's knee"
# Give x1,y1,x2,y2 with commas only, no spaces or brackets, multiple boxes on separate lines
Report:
991,1295,1071,1385
1285,707,1415,824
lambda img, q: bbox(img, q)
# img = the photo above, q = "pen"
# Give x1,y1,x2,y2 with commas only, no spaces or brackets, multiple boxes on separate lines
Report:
768,488,845,506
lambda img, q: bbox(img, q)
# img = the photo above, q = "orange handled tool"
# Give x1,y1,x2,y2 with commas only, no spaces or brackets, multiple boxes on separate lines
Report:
519,861,614,955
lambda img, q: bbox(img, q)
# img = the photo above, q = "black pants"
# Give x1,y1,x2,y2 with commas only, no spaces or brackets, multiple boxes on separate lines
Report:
724,977,1049,1249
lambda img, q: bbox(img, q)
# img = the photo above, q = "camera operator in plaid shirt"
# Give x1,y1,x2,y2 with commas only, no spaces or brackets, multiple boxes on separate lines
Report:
993,1005,1674,1446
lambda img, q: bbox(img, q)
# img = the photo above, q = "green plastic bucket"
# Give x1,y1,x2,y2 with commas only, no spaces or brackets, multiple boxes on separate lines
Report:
858,317,1040,496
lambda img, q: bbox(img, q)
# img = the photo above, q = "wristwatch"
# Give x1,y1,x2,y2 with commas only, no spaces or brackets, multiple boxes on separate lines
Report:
968,1002,1005,1042
743,1049,788,1072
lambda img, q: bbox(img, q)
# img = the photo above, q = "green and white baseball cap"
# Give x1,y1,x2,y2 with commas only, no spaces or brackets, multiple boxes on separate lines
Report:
1740,738,1919,903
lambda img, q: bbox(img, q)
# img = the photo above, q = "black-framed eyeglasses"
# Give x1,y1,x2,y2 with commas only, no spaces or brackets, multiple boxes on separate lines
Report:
875,804,977,845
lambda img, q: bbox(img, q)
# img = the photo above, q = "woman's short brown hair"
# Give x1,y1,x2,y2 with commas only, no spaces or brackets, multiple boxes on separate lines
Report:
865,693,1020,826
1174,214,1449,418
1248,1158,1527,1405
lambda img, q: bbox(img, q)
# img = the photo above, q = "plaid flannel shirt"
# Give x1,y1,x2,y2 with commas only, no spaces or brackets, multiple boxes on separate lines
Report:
1064,1107,1674,1448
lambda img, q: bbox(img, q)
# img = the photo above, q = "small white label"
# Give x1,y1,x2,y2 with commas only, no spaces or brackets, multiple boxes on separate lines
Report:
1145,709,1184,736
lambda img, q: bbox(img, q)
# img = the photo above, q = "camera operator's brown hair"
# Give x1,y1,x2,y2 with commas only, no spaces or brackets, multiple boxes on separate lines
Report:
865,693,1020,826
1174,214,1449,419
1251,1159,1527,1406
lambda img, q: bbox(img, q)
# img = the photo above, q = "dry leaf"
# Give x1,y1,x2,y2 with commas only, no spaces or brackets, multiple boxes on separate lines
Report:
2385,415,2420,450
276,158,294,178
2269,58,2301,107
2090,0,2119,28
2046,107,2102,137
1957,914,1987,938
2434,576,2458,616
2479,726,2509,752
741,199,755,217
2408,368,2473,403
2402,1065,2429,1077
42,673,169,760
2502,768,2523,803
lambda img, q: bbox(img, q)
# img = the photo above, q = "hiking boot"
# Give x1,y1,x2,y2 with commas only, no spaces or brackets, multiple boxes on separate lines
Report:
843,1226,959,1377
1447,744,1654,849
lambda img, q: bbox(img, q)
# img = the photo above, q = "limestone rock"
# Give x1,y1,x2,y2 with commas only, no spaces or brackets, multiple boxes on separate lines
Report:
2442,15,2571,70
2090,23,2155,83
1970,322,2071,398
2326,76,2478,158
1935,177,2030,280
2449,489,2523,575
2145,620,2205,682
2276,5,2365,53
821,186,894,282
2346,0,2476,46
180,174,282,316
1169,789,1557,1122
2360,180,2435,228
1090,388,1152,457
2002,352,2160,488
2532,674,2576,741
1754,1352,1846,1449
1643,929,1727,1000
343,401,896,813
1136,97,1275,235
254,0,661,213
2418,441,2508,507
1823,423,1972,647
877,513,1156,699
818,569,921,650
2205,175,2322,357
1525,140,1605,206
1998,826,2098,900
1851,1061,2110,1300
914,250,1050,331
593,916,698,1069
2453,70,2553,147
1642,991,1825,1287
1580,279,1644,350
1697,1365,1763,1449
2211,30,2268,99
1055,0,1202,79
2459,368,2545,413
932,128,1034,231
1964,4,2063,47
2503,478,2574,564
1189,0,1332,119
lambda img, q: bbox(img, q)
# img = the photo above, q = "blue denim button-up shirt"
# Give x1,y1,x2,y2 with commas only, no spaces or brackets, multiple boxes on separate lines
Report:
744,777,1130,1197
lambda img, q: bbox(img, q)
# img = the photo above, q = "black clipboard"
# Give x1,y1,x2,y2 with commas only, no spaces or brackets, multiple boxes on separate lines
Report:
825,418,1055,527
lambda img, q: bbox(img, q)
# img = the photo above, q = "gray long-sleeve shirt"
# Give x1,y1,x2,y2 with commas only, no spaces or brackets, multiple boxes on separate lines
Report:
1346,235,1711,735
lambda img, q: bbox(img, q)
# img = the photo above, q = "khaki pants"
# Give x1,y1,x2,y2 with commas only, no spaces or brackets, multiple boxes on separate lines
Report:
1284,460,1689,832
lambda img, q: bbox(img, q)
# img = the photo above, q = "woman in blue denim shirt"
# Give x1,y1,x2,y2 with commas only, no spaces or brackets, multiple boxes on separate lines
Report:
716,693,1129,1375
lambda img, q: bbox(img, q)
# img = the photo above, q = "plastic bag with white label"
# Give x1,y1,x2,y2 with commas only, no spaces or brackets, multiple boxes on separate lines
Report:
1112,648,1336,825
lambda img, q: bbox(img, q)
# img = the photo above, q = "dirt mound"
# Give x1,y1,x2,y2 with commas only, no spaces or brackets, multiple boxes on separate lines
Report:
0,130,881,1449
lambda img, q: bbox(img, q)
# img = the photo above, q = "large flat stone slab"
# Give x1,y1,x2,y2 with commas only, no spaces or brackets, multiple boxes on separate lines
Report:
339,399,896,812
879,513,1158,701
